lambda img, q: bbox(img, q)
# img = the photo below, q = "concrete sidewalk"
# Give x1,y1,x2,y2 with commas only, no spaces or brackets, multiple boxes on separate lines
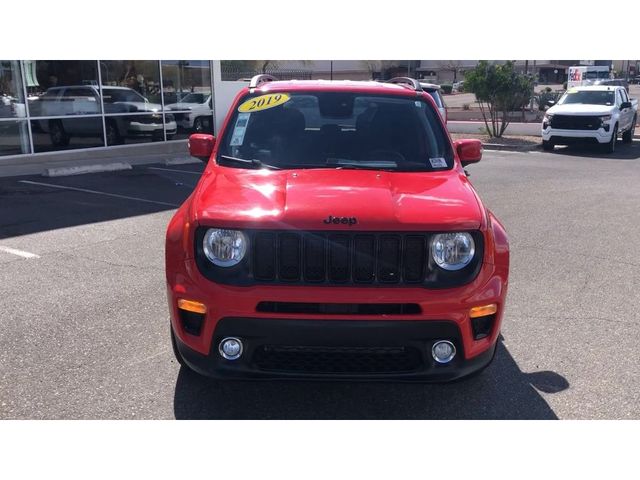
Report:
0,140,192,178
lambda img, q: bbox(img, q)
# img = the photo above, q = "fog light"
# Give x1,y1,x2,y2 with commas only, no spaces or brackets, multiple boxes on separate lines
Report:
219,337,243,360
432,340,456,364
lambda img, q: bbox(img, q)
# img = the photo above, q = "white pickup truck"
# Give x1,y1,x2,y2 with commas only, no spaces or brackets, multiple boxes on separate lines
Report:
542,85,637,153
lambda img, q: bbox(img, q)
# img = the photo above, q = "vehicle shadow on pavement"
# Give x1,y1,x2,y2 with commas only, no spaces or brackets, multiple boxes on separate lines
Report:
550,141,640,160
0,165,202,240
173,339,569,420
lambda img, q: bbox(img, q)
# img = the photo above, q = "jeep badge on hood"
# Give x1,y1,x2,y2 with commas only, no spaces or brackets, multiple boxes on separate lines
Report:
323,215,358,226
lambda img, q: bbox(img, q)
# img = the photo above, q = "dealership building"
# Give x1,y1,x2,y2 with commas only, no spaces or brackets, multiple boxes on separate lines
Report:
2,59,638,175
0,60,232,175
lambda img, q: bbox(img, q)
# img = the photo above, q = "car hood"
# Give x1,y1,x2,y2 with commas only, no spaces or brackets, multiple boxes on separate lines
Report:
114,101,163,113
165,102,196,110
547,103,614,116
193,167,483,231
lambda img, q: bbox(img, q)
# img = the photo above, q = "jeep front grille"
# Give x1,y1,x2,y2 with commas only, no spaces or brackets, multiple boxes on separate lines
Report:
253,232,428,285
194,229,483,288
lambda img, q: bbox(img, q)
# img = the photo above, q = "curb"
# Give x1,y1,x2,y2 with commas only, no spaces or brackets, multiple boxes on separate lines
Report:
43,162,132,177
482,143,541,152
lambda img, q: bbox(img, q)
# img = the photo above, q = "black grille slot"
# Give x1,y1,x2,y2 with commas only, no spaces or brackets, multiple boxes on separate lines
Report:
403,236,426,283
278,233,301,281
256,302,421,315
329,234,351,282
378,235,401,283
303,234,326,282
253,345,423,374
550,115,602,130
353,235,375,283
253,232,276,280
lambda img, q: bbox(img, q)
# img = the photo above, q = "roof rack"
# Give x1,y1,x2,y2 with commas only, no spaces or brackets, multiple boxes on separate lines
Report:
385,77,423,92
249,74,278,89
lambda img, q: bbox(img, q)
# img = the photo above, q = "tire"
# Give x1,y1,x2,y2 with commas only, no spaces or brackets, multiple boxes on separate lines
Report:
622,117,636,144
105,120,123,146
542,140,554,151
605,124,618,153
151,131,164,142
193,117,205,133
49,120,70,147
170,325,187,368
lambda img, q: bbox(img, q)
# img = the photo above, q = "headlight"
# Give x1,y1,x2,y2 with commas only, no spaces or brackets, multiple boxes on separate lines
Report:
203,229,248,267
599,115,612,122
430,232,475,271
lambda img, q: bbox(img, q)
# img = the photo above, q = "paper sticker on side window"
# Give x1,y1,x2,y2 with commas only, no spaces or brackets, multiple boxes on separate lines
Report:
230,113,250,146
429,157,448,168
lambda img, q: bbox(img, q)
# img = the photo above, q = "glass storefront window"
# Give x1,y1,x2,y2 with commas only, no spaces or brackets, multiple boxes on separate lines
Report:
162,60,213,138
27,61,100,118
99,61,162,105
0,60,26,119
0,60,215,157
0,120,30,156
104,113,174,146
30,117,104,153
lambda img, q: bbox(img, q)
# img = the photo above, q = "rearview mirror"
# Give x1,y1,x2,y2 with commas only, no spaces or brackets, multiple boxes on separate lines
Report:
454,139,482,167
188,134,215,162
620,101,632,110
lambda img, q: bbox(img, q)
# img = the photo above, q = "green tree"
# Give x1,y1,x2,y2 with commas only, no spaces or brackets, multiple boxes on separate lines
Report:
465,61,534,137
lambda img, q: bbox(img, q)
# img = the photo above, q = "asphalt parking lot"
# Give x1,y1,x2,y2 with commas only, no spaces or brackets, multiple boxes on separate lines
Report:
1,141,639,419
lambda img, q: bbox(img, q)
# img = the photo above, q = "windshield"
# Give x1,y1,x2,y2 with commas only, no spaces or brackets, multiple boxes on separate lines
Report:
584,71,610,80
558,90,615,106
426,90,444,108
178,93,208,103
218,92,453,171
102,88,147,104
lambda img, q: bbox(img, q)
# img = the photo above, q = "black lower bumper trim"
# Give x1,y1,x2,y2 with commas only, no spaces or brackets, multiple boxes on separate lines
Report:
174,317,497,383
548,136,600,145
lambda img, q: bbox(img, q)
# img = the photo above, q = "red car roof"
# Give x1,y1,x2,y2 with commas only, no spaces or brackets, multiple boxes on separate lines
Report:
253,79,424,97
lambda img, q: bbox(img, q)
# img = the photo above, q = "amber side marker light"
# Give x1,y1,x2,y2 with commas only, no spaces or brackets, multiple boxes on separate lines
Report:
178,299,207,314
469,304,498,318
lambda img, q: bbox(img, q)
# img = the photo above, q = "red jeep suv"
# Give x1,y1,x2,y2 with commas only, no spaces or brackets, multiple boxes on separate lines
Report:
166,75,509,382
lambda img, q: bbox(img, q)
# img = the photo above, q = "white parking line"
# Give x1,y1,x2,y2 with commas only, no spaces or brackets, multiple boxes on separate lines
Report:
0,246,40,259
19,180,180,207
146,167,203,175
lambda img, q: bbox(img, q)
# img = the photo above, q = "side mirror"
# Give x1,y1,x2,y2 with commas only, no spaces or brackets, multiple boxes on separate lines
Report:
188,134,215,162
454,139,483,167
620,101,632,110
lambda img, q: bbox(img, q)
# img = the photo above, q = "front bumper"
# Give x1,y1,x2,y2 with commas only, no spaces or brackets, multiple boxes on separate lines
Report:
167,253,507,381
128,120,178,136
542,126,613,144
174,317,497,382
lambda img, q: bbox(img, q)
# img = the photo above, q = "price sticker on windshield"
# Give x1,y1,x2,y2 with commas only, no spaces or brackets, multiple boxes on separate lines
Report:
238,93,290,113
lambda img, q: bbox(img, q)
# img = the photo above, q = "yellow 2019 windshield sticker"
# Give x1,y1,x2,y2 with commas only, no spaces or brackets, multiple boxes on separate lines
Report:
238,93,290,112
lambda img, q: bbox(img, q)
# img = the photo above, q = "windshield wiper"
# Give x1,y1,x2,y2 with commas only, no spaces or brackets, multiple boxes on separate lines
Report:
335,164,397,171
219,155,280,170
